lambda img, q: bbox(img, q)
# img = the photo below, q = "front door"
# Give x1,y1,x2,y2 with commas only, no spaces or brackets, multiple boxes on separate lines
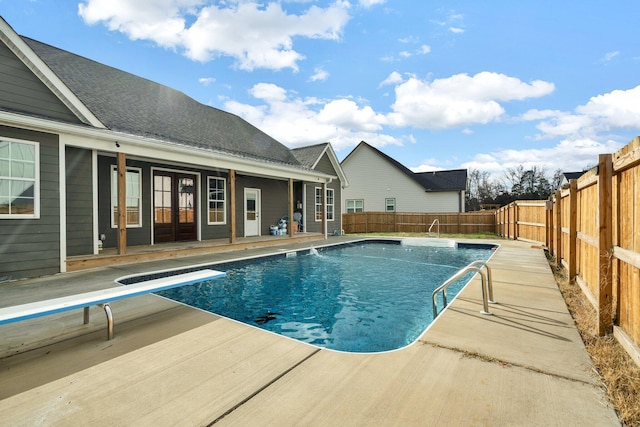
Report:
153,171,197,243
244,188,261,237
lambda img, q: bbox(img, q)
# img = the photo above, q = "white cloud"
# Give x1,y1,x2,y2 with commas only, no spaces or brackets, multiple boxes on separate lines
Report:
462,138,623,177
410,161,445,172
388,72,555,129
358,0,386,7
523,85,640,140
418,44,431,54
577,85,640,128
309,67,330,82
449,27,464,34
223,83,401,152
379,71,403,87
198,77,215,85
78,0,350,71
602,51,620,62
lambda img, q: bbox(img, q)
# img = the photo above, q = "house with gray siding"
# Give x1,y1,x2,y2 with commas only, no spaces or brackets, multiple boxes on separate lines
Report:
291,143,348,235
0,17,346,281
341,141,466,214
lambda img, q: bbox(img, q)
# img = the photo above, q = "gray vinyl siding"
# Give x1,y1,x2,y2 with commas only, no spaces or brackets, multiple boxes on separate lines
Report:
0,41,81,124
97,156,151,249
235,176,289,237
342,144,460,213
65,147,94,256
313,153,335,176
303,153,342,234
0,126,60,281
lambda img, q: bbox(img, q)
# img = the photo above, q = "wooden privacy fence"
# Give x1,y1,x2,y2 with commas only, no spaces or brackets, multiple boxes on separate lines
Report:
530,136,640,367
495,200,547,243
494,138,640,365
341,211,496,235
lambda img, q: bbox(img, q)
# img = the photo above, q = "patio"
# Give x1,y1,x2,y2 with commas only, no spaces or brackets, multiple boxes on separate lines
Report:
0,238,620,426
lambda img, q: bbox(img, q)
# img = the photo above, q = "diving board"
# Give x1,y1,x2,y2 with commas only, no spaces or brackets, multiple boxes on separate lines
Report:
0,269,225,340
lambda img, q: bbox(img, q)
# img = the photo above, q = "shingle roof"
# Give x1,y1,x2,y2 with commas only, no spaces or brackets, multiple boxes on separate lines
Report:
345,141,466,192
414,169,468,191
563,172,583,181
290,143,329,168
22,37,301,166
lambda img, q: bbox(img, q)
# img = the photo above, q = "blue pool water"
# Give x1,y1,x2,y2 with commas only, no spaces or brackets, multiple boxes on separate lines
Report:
155,241,494,353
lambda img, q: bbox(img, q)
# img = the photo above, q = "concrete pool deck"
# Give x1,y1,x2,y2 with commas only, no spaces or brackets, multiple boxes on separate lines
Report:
0,238,620,426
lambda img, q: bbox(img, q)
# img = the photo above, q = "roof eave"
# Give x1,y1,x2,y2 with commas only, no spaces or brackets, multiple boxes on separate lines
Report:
0,110,334,183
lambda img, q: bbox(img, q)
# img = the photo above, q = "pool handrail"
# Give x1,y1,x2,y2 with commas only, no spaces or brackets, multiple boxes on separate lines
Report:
432,261,495,318
428,219,440,238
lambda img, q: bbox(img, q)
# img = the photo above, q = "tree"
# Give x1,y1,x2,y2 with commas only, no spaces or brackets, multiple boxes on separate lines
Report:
504,165,552,200
465,165,556,211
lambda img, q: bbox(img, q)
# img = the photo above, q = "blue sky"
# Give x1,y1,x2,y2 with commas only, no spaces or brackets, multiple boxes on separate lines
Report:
2,0,639,178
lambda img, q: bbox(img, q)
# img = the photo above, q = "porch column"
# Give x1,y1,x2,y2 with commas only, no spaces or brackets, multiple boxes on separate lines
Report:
229,169,236,244
322,182,327,239
288,178,294,237
117,152,126,255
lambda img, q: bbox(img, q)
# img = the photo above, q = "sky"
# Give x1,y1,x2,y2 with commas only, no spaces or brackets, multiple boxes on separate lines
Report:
2,0,640,180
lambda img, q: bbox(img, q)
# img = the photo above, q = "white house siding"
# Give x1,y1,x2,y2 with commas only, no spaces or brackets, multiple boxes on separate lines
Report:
341,144,464,213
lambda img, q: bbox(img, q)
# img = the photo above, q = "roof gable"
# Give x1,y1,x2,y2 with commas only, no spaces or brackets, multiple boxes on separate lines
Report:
21,36,300,166
342,141,465,192
0,17,103,127
292,143,349,186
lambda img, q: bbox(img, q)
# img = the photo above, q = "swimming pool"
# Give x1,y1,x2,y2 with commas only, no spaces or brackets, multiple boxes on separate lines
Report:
146,240,495,353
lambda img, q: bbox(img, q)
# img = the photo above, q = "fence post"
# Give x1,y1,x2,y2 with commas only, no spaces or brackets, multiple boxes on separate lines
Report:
555,190,562,268
513,200,520,240
568,179,578,280
545,198,553,250
598,153,613,336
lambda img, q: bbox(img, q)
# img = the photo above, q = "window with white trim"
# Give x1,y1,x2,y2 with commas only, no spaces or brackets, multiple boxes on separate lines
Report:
385,197,396,212
346,199,363,213
0,139,39,218
315,187,335,221
326,188,334,221
315,187,322,221
207,176,226,224
111,166,142,227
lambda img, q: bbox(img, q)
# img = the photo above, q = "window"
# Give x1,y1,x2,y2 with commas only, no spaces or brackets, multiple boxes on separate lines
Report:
0,139,39,218
315,187,322,221
385,198,396,212
208,177,226,224
346,199,363,213
111,166,142,227
315,187,335,221
326,188,334,221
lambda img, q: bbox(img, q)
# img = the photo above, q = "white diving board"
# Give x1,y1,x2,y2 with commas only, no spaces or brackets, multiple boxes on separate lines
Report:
0,269,225,340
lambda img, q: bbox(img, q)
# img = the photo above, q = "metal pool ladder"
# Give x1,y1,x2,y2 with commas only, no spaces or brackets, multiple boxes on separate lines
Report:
432,260,495,318
428,219,440,237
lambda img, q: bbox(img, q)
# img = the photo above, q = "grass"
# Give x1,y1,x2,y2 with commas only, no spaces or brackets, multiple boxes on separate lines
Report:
546,252,640,427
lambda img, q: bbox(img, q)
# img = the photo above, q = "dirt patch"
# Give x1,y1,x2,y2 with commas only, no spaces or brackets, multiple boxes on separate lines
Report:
547,253,640,426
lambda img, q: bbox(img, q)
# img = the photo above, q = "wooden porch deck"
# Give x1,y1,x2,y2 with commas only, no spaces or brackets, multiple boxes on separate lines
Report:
66,233,325,272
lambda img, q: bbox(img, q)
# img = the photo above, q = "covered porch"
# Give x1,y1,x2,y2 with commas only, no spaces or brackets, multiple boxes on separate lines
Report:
67,232,325,272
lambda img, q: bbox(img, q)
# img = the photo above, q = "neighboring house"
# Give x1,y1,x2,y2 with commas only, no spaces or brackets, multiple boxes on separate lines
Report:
340,141,467,214
558,171,584,189
291,143,349,235
0,17,345,281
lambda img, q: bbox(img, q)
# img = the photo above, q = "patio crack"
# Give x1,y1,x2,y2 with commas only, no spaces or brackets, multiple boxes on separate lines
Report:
207,348,322,425
420,340,595,386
